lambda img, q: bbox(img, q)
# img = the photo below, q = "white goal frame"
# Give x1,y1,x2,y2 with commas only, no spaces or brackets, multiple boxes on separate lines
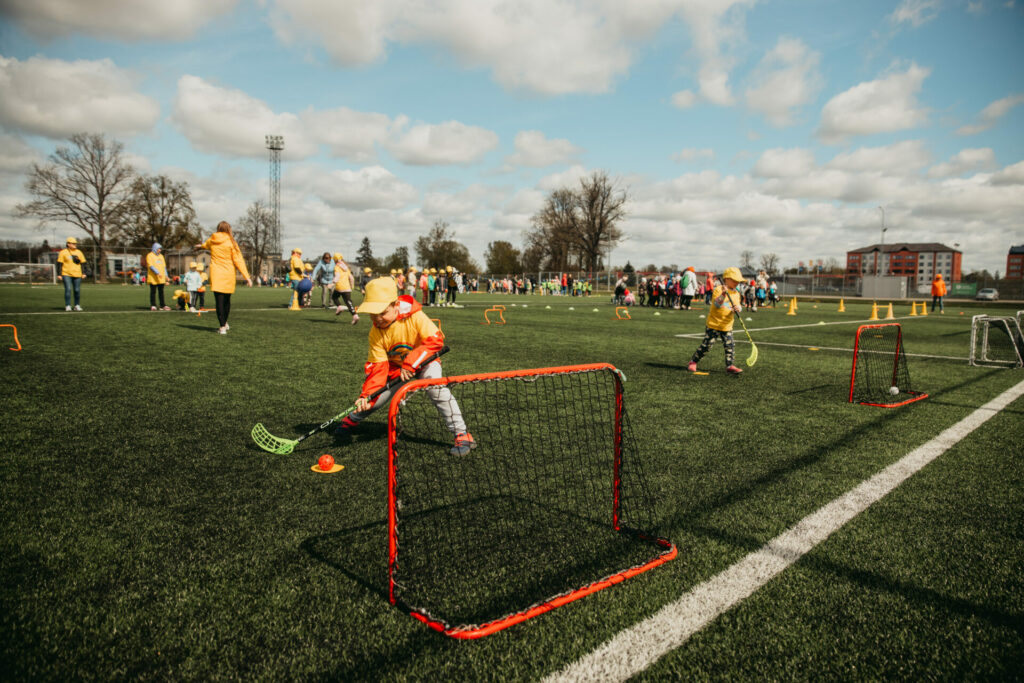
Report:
969,314,1023,368
0,262,57,285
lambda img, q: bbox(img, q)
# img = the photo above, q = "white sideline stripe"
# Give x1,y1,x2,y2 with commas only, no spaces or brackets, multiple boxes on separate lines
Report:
673,315,920,338
546,378,1024,683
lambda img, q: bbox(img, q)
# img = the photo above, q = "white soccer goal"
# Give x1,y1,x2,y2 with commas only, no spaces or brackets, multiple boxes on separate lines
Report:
969,314,1023,368
0,262,57,285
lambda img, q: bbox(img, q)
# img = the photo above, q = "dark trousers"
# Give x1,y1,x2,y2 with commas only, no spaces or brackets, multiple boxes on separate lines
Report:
149,284,166,308
215,291,231,327
331,290,356,314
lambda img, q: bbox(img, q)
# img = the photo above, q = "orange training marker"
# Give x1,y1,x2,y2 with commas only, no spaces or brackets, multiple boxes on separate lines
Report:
1,324,21,351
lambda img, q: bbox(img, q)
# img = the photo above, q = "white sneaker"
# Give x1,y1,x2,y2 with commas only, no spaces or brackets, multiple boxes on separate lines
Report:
74,305,82,311
218,327,227,334
65,305,72,311
224,323,230,330
151,306,157,311
351,314,359,325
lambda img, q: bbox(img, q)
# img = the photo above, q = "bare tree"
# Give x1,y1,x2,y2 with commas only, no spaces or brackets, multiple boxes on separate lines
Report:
740,250,754,269
527,172,627,272
235,200,275,278
118,174,201,248
574,171,626,271
15,133,135,281
760,252,780,274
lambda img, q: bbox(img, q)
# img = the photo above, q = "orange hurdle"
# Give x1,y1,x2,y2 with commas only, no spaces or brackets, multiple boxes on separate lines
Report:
1,324,21,351
614,307,631,320
431,318,442,332
482,307,506,325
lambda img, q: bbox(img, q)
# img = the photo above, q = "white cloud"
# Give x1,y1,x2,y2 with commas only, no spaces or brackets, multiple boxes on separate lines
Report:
504,130,582,169
670,89,698,109
744,37,822,126
0,56,160,139
926,148,996,178
0,133,42,176
301,107,398,163
826,140,931,174
0,0,237,40
956,93,1024,135
296,165,419,210
752,148,816,178
672,148,715,163
171,75,318,159
385,121,498,166
987,160,1024,186
889,0,941,27
817,63,930,144
676,0,756,107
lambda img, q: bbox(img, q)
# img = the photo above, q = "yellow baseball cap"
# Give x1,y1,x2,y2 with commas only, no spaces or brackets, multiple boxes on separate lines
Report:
66,236,77,244
722,267,744,282
363,266,372,274
333,252,343,261
189,261,197,269
196,262,204,270
357,277,399,314
292,247,302,254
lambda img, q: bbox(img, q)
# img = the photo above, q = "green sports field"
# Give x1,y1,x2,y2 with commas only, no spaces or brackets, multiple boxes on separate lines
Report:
2,284,1022,679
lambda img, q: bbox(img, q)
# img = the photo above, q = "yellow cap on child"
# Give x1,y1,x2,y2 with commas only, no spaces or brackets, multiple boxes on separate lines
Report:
357,277,399,314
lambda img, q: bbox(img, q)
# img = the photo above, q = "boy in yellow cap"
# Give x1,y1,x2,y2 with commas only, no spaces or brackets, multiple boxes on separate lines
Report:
339,277,476,455
57,236,86,311
687,267,745,375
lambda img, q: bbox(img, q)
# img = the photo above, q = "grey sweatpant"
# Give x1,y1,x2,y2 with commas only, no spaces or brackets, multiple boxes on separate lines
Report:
348,360,467,434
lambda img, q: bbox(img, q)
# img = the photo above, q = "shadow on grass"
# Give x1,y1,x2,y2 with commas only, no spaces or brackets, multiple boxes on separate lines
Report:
684,523,1022,631
671,369,1009,528
175,323,219,332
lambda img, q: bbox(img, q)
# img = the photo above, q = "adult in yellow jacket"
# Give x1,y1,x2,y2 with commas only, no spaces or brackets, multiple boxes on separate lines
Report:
197,221,252,334
145,243,170,310
930,274,947,313
688,266,745,375
57,236,86,311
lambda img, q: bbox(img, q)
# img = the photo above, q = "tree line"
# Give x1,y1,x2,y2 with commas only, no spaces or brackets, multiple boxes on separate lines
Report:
14,133,630,281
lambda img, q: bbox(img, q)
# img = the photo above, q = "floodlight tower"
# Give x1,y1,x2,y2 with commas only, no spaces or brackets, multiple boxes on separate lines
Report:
265,135,284,261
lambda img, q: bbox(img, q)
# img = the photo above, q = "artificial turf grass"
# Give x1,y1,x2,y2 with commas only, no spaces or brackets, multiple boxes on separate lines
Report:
2,286,1023,679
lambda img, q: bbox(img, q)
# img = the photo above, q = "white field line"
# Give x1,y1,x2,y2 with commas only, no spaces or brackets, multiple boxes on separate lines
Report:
0,306,320,316
674,315,920,337
681,339,965,362
546,378,1024,683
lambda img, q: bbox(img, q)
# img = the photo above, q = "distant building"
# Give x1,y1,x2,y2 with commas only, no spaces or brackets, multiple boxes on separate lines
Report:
846,243,961,287
1007,245,1024,281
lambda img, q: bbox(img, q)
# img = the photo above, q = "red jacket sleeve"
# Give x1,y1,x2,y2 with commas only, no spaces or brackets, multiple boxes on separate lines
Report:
401,332,445,373
359,361,390,398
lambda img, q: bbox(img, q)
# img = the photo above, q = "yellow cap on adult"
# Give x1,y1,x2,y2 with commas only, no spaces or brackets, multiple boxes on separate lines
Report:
357,277,399,314
66,236,78,244
292,247,302,254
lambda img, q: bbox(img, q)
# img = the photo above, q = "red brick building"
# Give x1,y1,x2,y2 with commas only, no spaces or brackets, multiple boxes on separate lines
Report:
846,243,962,288
1007,245,1024,281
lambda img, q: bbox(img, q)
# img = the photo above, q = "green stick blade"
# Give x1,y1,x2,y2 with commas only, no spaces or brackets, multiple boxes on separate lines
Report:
746,343,759,367
251,423,298,454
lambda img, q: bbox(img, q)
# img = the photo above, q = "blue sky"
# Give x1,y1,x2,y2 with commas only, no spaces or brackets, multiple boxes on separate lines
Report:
1,0,1022,274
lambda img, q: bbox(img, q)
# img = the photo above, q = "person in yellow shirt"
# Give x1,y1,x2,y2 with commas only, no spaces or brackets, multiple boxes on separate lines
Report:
330,252,359,323
288,247,304,306
196,221,252,334
338,277,475,455
146,242,171,310
687,266,745,375
57,236,86,311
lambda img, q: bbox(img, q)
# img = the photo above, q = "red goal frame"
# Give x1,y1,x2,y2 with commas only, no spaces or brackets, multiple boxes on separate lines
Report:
848,323,928,408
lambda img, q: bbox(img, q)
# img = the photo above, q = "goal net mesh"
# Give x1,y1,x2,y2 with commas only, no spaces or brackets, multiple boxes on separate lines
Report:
969,315,1023,368
0,262,56,284
386,363,675,638
848,323,928,407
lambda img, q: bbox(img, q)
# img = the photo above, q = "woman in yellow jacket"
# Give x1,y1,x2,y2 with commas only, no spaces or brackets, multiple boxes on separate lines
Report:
196,221,252,334
57,236,86,311
289,247,305,306
930,273,947,313
146,242,171,310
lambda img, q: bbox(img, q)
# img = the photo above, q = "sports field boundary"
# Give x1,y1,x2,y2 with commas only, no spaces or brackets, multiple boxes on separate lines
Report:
545,377,1024,682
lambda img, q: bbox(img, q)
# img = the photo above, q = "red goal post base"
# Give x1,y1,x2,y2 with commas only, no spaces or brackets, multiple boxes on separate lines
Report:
385,362,677,639
857,390,929,409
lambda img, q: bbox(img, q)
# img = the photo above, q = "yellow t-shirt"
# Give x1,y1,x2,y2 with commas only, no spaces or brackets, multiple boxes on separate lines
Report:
290,255,305,281
146,252,168,285
366,305,440,368
334,261,353,292
57,248,85,278
706,285,741,332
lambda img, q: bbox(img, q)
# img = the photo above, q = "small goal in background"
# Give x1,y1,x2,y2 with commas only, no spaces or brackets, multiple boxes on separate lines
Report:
969,314,1023,369
0,262,56,285
848,323,928,407
385,363,676,638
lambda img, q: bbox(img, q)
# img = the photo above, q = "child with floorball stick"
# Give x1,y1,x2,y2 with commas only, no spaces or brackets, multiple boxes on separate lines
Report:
336,277,476,455
688,266,746,375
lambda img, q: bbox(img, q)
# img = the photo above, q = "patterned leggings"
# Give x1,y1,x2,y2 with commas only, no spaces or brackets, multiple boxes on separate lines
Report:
691,327,735,366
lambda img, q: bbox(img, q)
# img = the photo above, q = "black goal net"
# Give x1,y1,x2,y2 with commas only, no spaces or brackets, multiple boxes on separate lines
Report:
848,323,928,407
385,363,676,638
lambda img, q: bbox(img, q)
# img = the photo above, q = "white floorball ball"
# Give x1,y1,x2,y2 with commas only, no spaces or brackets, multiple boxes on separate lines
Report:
889,386,900,395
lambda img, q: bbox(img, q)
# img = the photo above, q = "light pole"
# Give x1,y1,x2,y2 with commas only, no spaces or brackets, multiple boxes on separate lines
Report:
878,206,886,246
